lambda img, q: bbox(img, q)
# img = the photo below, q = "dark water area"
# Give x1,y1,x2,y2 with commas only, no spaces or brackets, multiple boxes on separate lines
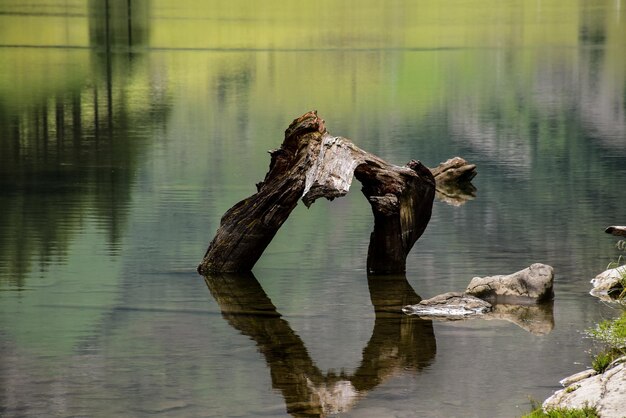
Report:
1,1,625,417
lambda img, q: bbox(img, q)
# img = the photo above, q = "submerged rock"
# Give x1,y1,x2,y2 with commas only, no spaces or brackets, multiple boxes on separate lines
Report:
404,297,554,334
465,263,554,302
543,357,626,418
590,266,625,300
402,292,491,318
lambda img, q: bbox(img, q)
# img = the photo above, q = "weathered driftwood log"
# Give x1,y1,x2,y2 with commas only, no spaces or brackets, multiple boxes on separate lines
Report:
198,111,437,275
358,158,435,274
430,157,477,184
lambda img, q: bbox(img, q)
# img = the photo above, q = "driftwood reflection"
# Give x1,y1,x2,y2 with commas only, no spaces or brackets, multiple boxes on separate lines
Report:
430,157,478,207
204,273,436,417
435,181,477,206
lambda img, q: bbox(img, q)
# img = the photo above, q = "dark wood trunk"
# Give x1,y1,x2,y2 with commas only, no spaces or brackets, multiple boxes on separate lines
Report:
198,111,474,275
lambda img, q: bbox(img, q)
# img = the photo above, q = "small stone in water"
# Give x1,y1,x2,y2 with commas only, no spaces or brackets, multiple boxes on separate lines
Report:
402,292,491,317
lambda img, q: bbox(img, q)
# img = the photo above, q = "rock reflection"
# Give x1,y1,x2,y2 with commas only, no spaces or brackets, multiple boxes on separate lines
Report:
204,273,436,417
412,301,555,336
486,302,555,336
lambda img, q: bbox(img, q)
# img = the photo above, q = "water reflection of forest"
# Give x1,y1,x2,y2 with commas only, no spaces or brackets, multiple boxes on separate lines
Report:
0,1,168,285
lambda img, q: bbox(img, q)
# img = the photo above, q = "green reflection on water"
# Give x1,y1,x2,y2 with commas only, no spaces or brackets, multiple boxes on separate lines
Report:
1,0,624,348
0,1,170,356
0,0,169,286
0,1,625,417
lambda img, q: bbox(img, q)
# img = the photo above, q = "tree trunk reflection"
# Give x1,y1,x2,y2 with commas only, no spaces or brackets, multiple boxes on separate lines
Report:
204,273,436,417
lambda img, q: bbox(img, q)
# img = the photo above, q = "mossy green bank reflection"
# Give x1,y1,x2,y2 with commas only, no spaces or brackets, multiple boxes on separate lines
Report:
0,0,625,416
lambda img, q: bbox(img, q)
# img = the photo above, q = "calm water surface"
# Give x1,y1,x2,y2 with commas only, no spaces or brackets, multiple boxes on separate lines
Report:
1,1,626,417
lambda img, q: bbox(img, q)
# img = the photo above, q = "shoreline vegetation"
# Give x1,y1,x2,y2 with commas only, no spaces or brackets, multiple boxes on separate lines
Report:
522,239,626,418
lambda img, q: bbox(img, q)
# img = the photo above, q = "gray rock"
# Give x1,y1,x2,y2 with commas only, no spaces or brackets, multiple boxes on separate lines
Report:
465,263,554,302
402,292,491,318
543,357,626,418
590,266,625,300
559,369,597,388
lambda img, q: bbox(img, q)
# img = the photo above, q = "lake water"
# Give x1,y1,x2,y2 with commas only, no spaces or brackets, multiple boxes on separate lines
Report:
1,1,625,417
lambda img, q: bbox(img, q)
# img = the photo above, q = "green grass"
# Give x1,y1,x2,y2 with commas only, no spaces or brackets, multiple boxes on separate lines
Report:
587,294,626,372
591,349,618,373
522,403,600,418
587,245,626,371
589,313,626,349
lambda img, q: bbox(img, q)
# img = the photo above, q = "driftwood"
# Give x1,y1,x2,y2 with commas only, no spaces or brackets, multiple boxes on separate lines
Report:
606,226,626,237
198,111,475,275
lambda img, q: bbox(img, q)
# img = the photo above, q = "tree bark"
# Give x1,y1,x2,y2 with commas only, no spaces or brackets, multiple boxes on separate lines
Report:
197,111,439,275
356,159,435,274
